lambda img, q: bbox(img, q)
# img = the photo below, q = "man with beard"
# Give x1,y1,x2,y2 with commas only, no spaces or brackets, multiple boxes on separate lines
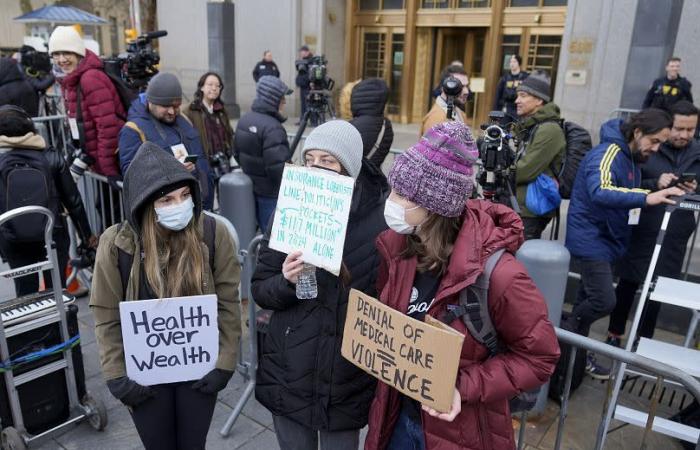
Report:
512,71,566,239
564,108,685,378
420,64,470,136
607,101,700,348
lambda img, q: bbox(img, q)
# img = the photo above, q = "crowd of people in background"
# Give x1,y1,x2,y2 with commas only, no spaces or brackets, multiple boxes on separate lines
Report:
0,23,699,449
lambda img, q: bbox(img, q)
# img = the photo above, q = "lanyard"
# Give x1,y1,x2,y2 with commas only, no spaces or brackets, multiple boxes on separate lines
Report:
153,118,185,146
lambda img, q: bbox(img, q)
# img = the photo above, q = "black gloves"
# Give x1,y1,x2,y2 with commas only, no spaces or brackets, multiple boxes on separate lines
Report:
106,377,156,407
191,369,234,394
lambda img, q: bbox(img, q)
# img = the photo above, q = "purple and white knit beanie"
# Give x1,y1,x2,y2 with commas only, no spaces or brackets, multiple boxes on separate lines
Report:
388,121,478,217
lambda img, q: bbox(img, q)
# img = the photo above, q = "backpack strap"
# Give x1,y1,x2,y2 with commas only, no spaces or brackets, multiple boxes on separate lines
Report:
116,222,134,301
202,214,216,272
444,248,506,356
124,121,146,143
366,120,387,161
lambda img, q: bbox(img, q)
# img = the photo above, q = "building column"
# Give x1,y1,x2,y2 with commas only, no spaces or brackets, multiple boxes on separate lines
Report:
400,0,419,124
207,0,240,118
480,0,505,123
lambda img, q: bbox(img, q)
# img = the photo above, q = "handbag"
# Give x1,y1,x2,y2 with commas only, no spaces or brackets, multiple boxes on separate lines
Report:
526,174,562,216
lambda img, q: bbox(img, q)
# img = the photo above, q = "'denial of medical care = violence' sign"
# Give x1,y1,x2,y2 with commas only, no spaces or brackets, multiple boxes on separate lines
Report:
269,164,355,275
341,289,465,412
119,295,219,386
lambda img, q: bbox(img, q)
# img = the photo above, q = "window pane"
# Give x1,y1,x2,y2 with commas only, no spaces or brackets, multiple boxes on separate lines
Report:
383,0,404,8
499,35,521,74
388,33,404,115
359,0,380,10
543,0,567,5
509,0,539,6
421,0,449,8
458,0,491,7
362,33,387,79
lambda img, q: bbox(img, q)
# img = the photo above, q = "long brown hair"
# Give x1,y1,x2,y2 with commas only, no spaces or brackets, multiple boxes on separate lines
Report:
141,206,205,298
400,213,463,275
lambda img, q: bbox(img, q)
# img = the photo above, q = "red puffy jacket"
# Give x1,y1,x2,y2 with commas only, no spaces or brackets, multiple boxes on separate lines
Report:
60,50,125,176
364,200,560,450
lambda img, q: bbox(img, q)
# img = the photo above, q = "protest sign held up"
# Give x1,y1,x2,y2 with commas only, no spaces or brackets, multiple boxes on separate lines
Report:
119,295,219,386
269,164,355,275
341,289,464,412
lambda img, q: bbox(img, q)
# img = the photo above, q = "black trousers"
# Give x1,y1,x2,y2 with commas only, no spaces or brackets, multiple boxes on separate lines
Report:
0,228,69,297
566,258,617,337
130,381,217,450
608,278,661,339
522,216,551,241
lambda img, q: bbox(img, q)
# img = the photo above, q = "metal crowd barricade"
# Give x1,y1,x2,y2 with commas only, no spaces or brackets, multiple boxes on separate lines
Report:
220,234,263,437
77,171,124,236
608,108,641,121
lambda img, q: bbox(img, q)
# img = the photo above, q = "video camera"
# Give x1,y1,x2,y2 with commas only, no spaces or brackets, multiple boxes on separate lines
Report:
441,76,463,121
477,111,519,212
19,46,52,76
104,30,167,91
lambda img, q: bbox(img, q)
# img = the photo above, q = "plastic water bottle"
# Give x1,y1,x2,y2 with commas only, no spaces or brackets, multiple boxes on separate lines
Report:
296,263,318,299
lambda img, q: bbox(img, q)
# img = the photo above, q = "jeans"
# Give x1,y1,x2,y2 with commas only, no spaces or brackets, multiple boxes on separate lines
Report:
255,195,277,231
567,258,617,337
130,381,217,450
272,415,360,450
522,216,551,240
608,278,661,339
387,405,425,450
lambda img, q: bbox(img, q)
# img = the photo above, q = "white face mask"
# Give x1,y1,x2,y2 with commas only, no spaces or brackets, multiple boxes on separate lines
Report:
155,197,194,231
384,198,423,235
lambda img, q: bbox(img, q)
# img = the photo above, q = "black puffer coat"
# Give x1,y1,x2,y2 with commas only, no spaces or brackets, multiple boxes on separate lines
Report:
0,58,39,117
617,140,700,282
252,160,389,431
349,78,394,168
233,98,291,197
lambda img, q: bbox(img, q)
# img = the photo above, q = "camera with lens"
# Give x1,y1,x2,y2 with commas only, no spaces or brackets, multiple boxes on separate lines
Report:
19,46,52,76
209,151,232,182
69,147,95,181
477,111,519,212
103,30,167,91
441,76,464,121
73,243,96,269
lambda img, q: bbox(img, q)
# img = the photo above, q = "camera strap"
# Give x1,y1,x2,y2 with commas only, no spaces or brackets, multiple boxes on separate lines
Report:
74,87,87,151
366,120,386,161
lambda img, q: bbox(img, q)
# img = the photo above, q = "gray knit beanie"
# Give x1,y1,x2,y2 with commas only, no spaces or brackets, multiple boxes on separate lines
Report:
146,73,183,106
516,71,551,103
256,76,293,110
301,120,363,179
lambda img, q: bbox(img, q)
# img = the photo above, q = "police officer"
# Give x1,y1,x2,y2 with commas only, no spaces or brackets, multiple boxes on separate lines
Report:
643,56,693,111
494,55,529,124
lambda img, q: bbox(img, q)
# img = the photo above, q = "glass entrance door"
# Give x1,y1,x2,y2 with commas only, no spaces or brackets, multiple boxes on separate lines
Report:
360,28,406,119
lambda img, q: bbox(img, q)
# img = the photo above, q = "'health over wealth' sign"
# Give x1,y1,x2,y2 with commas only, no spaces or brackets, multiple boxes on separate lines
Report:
269,164,355,275
119,295,219,386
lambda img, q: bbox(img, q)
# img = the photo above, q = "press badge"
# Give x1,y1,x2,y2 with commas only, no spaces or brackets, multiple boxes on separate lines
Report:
170,143,188,162
68,118,80,140
628,208,641,225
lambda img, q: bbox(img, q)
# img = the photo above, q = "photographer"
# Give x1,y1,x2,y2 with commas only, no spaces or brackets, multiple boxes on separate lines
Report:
512,72,566,240
49,26,125,177
295,45,313,124
0,105,96,296
420,65,470,136
494,55,528,125
17,45,56,96
607,101,700,346
185,72,234,182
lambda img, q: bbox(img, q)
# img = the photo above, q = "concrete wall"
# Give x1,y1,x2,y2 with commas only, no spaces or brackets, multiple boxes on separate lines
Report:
554,0,637,141
673,0,700,104
156,0,209,103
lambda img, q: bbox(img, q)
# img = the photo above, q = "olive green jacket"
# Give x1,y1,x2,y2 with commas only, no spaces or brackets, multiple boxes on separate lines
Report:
513,102,567,218
89,216,241,381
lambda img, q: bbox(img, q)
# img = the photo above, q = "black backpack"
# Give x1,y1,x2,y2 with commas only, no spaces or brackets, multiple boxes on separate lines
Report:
0,150,59,243
528,119,593,199
101,60,138,118
441,249,542,413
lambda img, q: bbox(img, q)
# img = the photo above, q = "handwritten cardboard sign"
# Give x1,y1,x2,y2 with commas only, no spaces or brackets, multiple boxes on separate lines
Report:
119,295,219,386
341,289,464,412
269,164,355,275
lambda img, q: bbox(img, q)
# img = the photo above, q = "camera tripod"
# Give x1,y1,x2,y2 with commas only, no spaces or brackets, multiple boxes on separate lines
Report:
290,89,337,153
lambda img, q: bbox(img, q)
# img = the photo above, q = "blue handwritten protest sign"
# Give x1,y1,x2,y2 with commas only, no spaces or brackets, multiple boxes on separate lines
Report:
269,164,355,275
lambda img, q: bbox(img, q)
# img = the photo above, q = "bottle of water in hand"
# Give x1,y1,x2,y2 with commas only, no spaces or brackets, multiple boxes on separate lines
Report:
296,263,318,299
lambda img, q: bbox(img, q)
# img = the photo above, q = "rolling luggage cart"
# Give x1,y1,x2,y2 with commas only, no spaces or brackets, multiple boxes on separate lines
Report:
0,206,106,450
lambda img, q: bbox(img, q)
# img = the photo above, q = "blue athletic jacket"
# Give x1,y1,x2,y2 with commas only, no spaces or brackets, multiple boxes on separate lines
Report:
118,94,214,209
565,119,649,262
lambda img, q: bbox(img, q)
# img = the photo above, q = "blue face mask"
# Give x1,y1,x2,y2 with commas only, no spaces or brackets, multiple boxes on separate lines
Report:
155,197,194,231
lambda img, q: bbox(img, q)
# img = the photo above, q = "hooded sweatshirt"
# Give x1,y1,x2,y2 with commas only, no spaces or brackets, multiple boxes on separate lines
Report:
0,58,39,117
566,119,649,262
89,141,241,380
365,200,559,450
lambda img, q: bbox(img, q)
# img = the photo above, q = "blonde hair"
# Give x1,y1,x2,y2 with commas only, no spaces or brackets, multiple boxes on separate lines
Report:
141,206,205,298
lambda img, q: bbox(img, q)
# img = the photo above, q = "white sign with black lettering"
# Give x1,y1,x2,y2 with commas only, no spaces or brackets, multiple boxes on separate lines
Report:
119,295,218,386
